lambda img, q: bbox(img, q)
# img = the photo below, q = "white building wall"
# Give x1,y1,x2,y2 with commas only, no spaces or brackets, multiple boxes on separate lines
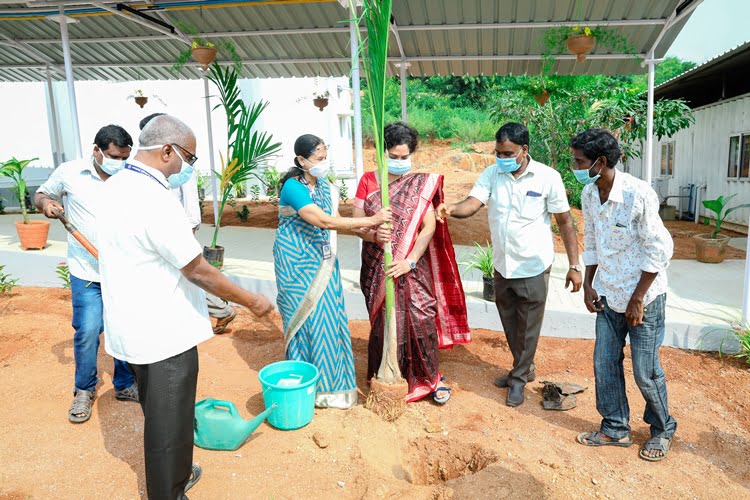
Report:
627,92,750,227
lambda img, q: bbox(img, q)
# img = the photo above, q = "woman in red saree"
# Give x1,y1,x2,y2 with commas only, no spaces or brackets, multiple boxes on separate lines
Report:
353,122,470,403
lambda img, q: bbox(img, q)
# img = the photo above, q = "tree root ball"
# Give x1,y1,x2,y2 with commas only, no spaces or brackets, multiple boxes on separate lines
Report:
365,377,408,421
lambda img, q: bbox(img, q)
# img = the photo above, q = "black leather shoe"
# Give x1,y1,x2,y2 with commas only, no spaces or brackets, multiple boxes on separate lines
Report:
506,384,525,407
494,370,536,388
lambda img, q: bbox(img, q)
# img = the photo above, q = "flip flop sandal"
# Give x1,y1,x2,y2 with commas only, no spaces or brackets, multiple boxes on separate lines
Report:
639,437,672,462
213,309,238,334
68,390,95,424
184,464,202,493
576,431,632,447
432,386,451,405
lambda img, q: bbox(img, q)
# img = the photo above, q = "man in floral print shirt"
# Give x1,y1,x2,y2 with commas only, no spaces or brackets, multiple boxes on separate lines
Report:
569,128,677,462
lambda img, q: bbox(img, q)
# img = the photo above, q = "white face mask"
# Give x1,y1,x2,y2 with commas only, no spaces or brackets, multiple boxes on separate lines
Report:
306,158,330,178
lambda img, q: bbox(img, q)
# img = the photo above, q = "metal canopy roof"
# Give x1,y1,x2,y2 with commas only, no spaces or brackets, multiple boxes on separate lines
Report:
654,40,750,108
0,0,698,82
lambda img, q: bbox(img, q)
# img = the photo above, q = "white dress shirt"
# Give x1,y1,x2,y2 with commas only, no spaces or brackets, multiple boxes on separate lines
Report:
173,171,201,230
582,168,673,313
98,160,212,364
36,158,103,282
468,156,570,279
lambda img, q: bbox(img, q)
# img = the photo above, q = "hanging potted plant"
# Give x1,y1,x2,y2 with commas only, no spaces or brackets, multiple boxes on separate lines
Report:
190,40,217,71
0,157,49,250
461,242,495,301
172,20,243,73
127,89,166,109
522,76,552,107
695,194,750,263
541,24,636,71
565,26,595,62
312,90,330,111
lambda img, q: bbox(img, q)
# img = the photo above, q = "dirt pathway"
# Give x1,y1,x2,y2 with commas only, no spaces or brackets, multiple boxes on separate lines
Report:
2,288,749,499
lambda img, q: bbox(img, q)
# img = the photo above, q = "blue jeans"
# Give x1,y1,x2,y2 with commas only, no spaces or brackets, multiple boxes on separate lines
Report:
594,294,677,440
71,275,135,392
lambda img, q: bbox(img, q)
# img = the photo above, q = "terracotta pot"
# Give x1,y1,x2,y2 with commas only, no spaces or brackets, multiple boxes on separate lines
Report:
16,220,50,250
566,34,595,63
313,98,329,111
622,115,635,131
482,276,495,302
203,245,225,269
134,96,148,108
694,233,730,263
533,91,550,106
191,46,217,71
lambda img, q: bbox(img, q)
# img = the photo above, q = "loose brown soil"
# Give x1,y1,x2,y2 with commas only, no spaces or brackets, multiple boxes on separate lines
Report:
2,287,750,498
205,142,745,260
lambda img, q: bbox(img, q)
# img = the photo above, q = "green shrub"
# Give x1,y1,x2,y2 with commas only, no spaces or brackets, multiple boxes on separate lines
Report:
0,265,18,295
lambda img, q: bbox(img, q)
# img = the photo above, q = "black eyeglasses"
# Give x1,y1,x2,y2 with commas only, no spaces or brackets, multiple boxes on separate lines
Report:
171,143,198,166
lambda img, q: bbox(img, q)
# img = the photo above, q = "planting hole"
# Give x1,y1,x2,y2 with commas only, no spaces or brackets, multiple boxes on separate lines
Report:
403,437,498,485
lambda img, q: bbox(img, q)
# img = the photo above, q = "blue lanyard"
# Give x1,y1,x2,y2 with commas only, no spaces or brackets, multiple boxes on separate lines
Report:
124,164,168,190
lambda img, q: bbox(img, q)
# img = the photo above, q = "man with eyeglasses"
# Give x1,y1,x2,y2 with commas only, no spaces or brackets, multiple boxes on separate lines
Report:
35,124,140,424
98,115,274,498
140,113,237,335
436,122,581,407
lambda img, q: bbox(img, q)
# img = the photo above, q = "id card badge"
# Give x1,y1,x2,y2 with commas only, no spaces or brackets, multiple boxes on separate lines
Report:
322,243,332,260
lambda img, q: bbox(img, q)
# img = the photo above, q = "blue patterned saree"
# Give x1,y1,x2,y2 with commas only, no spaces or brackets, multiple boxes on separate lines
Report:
272,178,357,409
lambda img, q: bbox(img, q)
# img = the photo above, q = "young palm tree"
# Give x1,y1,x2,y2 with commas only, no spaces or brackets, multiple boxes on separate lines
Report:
352,0,407,420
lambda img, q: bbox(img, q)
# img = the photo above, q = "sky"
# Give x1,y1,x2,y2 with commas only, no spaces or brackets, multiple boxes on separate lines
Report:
666,0,750,64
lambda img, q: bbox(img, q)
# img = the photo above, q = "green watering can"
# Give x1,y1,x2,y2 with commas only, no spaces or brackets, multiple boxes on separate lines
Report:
194,398,277,451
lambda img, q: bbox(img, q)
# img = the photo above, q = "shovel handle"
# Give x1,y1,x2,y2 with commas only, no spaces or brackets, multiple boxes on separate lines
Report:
51,208,99,260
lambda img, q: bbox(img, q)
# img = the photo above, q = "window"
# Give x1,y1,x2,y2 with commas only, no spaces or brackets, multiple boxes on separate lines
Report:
660,142,675,177
728,133,750,180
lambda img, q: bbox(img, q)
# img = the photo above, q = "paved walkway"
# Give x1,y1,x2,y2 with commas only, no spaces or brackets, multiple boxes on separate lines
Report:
0,213,743,351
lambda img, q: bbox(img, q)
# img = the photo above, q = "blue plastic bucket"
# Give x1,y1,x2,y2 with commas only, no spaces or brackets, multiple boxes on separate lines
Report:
258,360,319,430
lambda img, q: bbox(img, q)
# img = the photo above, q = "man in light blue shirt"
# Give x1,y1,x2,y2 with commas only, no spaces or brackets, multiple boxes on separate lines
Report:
35,125,139,424
437,122,581,407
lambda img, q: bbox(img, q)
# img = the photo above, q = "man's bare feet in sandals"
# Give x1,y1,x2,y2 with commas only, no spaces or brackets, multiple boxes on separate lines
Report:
68,389,95,424
576,431,632,447
639,437,672,461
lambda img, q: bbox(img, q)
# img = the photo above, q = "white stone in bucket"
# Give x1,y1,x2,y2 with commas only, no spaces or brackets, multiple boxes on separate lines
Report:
277,374,303,387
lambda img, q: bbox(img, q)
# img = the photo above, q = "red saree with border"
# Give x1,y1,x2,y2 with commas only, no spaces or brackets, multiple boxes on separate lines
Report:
359,172,470,402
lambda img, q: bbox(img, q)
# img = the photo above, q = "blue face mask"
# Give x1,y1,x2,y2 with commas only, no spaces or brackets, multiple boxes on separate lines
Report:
167,149,195,188
573,159,602,185
94,154,126,175
495,150,522,173
387,157,412,175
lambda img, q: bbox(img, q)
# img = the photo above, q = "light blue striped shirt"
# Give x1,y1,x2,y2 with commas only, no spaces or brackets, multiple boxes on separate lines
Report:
37,158,104,282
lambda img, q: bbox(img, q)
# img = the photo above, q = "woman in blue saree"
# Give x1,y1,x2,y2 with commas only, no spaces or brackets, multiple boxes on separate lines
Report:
273,134,390,409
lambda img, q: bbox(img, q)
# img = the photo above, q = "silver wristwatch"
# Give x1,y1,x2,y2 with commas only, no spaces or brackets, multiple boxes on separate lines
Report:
407,259,416,270
569,264,583,272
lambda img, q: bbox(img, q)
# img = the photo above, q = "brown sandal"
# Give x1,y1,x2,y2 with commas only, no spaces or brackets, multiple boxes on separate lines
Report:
68,390,95,423
213,309,237,334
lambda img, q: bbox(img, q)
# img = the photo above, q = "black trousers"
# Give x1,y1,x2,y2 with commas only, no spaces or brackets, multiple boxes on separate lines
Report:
494,267,551,386
130,347,198,500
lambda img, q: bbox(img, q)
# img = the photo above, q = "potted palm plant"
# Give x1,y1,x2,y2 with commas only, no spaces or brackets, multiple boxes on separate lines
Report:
204,63,281,267
462,242,495,301
0,157,49,250
695,194,750,263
